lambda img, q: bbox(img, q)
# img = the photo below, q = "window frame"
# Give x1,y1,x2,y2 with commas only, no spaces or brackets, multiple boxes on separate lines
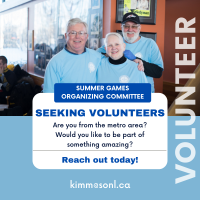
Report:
0,0,33,13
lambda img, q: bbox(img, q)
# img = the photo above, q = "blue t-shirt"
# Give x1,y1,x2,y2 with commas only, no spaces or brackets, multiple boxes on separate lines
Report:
43,48,102,93
97,57,148,83
97,36,163,92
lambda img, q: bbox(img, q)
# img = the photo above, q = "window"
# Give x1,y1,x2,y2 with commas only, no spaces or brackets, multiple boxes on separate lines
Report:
34,0,103,76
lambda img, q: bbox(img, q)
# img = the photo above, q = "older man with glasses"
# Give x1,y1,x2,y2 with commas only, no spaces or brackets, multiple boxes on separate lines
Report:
43,18,103,93
97,12,163,93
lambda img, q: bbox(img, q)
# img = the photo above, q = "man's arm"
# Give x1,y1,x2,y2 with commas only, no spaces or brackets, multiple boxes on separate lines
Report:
124,43,164,78
97,46,162,78
123,50,144,72
144,39,164,78
133,59,144,72
96,45,106,54
136,57,163,78
43,60,60,93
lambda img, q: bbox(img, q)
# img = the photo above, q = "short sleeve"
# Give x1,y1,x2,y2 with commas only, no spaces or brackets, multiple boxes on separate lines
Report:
150,40,164,69
43,60,60,93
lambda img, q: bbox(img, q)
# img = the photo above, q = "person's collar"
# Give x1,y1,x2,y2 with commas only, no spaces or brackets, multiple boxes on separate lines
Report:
64,44,86,55
109,55,127,65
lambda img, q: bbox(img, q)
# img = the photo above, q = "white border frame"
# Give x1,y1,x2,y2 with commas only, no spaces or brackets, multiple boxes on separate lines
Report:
90,38,99,50
91,13,99,35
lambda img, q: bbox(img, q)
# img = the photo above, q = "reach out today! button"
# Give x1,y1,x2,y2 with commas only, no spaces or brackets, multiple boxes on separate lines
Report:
62,157,138,165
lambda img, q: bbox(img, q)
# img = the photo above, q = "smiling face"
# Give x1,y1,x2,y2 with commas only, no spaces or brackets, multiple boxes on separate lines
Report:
65,23,88,54
105,35,126,60
122,21,141,43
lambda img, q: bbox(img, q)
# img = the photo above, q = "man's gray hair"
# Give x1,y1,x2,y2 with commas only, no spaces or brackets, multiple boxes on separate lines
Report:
105,32,124,46
66,18,88,33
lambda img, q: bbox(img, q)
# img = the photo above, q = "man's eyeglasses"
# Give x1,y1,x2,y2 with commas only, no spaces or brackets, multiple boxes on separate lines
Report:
68,31,87,37
122,25,140,30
